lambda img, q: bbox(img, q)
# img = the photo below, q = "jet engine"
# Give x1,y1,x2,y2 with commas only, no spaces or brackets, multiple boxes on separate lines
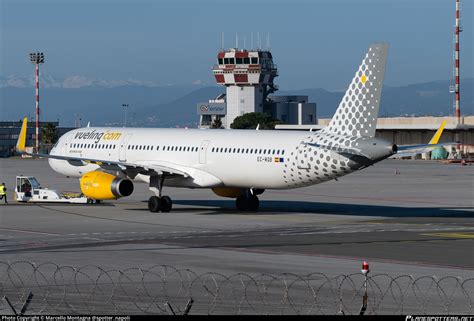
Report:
80,171,134,200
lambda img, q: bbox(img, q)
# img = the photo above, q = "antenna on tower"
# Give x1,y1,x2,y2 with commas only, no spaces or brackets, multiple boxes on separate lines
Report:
235,33,238,49
251,32,254,50
266,32,270,50
221,32,224,50
244,35,246,49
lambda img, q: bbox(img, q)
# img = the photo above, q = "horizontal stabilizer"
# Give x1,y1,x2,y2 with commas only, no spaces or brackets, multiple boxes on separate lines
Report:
395,142,456,158
307,142,369,158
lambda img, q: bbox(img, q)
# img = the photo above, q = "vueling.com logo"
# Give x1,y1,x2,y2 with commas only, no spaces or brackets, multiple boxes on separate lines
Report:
74,130,122,143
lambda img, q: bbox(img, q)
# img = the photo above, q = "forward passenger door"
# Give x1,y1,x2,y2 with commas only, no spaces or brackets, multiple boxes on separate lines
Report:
119,134,133,162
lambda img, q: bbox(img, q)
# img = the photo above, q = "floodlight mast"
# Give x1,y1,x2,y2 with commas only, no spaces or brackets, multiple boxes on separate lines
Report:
122,104,129,127
29,52,45,153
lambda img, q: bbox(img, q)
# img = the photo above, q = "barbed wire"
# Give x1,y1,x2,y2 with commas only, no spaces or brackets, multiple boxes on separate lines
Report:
0,261,472,315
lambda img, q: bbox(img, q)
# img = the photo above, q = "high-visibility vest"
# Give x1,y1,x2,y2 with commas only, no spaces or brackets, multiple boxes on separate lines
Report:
0,186,5,196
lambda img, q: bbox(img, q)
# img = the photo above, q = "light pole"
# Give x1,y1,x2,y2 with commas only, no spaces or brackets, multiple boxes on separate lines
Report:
29,52,45,153
122,104,129,127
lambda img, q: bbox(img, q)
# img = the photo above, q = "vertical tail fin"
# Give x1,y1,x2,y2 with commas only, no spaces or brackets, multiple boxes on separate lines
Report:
16,117,28,153
323,43,389,138
428,120,446,145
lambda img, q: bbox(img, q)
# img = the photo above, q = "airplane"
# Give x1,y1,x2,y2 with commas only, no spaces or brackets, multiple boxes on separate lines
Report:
390,120,449,158
15,43,439,213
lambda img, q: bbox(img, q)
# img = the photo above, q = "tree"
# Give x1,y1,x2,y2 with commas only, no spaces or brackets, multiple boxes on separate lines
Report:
210,117,223,129
230,112,283,130
42,123,58,145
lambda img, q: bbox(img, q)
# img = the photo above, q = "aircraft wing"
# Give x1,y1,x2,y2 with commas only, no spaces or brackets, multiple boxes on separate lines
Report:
15,117,190,178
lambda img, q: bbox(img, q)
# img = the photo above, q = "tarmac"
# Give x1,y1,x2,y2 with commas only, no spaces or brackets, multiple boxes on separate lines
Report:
0,157,473,278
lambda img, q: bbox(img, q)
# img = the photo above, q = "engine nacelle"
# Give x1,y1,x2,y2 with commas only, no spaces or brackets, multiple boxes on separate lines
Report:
80,171,134,200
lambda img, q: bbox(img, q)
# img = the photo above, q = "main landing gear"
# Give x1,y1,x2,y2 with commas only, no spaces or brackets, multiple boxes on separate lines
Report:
148,174,172,213
148,195,172,213
236,190,260,212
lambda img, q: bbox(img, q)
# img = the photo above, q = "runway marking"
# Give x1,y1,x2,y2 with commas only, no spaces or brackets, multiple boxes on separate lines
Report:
421,232,474,239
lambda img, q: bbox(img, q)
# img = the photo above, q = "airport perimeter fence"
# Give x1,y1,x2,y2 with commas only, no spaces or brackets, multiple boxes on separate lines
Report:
0,261,472,315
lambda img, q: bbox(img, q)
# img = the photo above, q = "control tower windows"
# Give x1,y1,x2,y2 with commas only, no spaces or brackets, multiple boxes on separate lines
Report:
224,58,236,64
218,58,223,65
251,57,257,64
236,58,243,64
244,57,251,64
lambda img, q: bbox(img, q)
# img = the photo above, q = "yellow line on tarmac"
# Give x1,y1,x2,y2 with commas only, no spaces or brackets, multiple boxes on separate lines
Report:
421,232,474,239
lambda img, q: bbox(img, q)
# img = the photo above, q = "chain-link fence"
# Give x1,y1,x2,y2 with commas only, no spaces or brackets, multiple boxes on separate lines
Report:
0,261,472,315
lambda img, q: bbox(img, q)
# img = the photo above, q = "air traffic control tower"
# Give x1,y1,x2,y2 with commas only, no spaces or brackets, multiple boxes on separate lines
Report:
198,48,279,128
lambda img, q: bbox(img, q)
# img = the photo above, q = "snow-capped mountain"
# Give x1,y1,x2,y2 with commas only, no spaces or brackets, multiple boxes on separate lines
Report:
0,74,163,89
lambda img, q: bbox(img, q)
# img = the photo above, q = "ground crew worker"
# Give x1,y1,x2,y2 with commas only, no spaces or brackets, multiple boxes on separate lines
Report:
0,182,7,204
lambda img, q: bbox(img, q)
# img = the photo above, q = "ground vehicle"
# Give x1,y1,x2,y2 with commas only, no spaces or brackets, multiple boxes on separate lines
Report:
15,175,88,203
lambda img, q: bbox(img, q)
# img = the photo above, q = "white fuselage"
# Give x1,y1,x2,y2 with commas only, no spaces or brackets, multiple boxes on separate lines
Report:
49,127,366,190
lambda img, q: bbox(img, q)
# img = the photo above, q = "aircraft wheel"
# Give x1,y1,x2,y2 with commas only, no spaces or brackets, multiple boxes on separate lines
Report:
248,195,259,212
160,196,172,212
236,195,259,212
236,196,246,211
148,196,161,212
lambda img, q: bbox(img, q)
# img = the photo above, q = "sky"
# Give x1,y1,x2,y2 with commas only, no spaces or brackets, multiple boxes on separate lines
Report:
1,0,473,90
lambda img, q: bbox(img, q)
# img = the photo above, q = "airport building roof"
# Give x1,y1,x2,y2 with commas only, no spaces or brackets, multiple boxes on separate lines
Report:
275,116,474,131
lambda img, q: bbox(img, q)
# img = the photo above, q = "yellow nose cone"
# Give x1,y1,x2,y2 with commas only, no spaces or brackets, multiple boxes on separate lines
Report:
361,74,367,84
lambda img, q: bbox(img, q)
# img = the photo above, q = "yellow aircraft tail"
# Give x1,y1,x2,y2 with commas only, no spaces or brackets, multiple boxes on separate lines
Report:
16,117,28,153
428,120,446,145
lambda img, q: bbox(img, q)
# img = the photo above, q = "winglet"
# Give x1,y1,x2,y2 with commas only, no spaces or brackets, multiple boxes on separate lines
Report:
428,120,446,145
16,117,28,153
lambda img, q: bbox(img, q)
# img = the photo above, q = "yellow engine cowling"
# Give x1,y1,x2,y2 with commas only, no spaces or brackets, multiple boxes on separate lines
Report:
212,188,244,198
80,171,134,200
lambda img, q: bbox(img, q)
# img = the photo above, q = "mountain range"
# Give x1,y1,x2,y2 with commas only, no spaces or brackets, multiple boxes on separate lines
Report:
1,75,472,127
